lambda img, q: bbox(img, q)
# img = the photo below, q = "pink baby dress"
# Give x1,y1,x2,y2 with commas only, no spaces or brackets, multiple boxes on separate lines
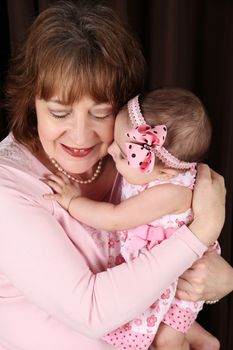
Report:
103,169,207,350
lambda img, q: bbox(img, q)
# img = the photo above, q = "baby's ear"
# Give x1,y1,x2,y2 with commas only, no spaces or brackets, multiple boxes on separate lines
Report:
158,167,179,180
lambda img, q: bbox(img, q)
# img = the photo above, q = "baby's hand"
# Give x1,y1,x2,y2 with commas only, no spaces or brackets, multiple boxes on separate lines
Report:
42,173,81,210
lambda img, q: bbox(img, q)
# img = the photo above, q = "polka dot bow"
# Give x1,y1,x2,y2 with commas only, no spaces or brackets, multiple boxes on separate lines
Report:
125,124,167,173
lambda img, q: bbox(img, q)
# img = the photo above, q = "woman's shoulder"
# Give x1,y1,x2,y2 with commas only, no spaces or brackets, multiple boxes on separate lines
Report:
0,133,37,173
0,134,53,210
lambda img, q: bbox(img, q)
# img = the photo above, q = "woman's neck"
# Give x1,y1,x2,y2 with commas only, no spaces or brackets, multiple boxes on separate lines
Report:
79,156,117,201
34,147,117,202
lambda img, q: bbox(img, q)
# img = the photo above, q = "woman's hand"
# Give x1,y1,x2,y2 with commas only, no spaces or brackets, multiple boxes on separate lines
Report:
189,164,226,246
176,249,233,301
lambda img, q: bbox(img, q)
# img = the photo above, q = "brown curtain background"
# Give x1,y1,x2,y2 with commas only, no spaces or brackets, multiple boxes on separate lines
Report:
0,0,232,349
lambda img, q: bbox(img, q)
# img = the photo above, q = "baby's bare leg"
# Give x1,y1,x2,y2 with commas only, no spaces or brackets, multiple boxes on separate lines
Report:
151,323,189,350
186,321,220,350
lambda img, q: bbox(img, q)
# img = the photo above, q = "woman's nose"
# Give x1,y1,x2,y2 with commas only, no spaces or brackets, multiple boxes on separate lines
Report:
70,113,92,145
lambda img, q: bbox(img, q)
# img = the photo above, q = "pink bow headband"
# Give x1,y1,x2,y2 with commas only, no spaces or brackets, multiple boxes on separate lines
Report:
125,95,196,173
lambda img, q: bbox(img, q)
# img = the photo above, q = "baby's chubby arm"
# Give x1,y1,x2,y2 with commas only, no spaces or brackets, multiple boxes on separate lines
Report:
44,173,192,231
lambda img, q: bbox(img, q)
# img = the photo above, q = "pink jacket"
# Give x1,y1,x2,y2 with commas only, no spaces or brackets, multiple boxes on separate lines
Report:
0,134,207,350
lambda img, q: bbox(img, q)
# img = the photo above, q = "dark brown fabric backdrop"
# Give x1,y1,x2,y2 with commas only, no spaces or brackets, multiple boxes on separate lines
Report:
0,0,232,349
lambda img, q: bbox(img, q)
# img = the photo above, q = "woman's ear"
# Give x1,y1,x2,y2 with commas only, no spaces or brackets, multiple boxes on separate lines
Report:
157,167,179,180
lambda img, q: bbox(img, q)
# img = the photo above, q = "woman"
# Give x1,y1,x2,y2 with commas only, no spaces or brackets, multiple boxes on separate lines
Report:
0,1,229,350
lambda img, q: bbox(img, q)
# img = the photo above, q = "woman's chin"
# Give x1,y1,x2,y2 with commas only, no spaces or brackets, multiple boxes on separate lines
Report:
59,157,101,176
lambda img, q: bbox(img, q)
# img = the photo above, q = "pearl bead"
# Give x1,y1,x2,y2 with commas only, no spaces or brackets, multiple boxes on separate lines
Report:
48,157,103,185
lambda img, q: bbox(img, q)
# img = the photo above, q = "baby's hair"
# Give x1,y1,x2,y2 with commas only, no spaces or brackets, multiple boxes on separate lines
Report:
140,87,212,163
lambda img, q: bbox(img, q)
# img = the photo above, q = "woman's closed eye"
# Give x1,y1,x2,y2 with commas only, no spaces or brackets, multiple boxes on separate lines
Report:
89,104,113,120
88,112,112,120
49,110,71,119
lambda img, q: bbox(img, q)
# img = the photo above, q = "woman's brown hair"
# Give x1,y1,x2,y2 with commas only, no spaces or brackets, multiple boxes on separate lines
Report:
6,0,146,152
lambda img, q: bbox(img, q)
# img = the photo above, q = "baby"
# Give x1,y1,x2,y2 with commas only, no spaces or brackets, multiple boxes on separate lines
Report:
44,88,219,350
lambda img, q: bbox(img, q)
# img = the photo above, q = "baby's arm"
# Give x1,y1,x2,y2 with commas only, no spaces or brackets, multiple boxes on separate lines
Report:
44,173,192,231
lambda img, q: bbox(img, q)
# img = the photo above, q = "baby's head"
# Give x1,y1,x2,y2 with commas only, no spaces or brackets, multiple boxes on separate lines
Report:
140,87,211,164
108,87,212,185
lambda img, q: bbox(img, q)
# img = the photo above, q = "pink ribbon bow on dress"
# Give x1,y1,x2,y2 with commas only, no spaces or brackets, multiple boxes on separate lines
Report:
128,225,175,252
125,124,167,173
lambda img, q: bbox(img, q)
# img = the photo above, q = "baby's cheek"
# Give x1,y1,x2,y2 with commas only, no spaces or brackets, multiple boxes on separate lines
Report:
115,159,126,175
120,161,136,182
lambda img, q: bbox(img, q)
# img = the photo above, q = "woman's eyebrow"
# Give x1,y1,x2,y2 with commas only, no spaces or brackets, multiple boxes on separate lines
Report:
92,103,112,109
48,98,66,104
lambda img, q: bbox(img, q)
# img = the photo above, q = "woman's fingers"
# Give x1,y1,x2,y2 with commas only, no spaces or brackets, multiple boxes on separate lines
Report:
191,164,226,244
194,164,226,214
176,256,213,301
210,167,225,187
176,249,233,301
176,274,204,301
176,288,196,301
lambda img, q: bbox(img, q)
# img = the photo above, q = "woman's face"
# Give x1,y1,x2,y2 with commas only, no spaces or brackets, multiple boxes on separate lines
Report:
35,95,115,175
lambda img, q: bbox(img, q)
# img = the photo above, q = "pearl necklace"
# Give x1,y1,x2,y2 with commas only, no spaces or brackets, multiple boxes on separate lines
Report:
49,156,103,184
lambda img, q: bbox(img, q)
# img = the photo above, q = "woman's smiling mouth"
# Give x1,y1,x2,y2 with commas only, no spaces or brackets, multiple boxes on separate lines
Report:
61,144,95,157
